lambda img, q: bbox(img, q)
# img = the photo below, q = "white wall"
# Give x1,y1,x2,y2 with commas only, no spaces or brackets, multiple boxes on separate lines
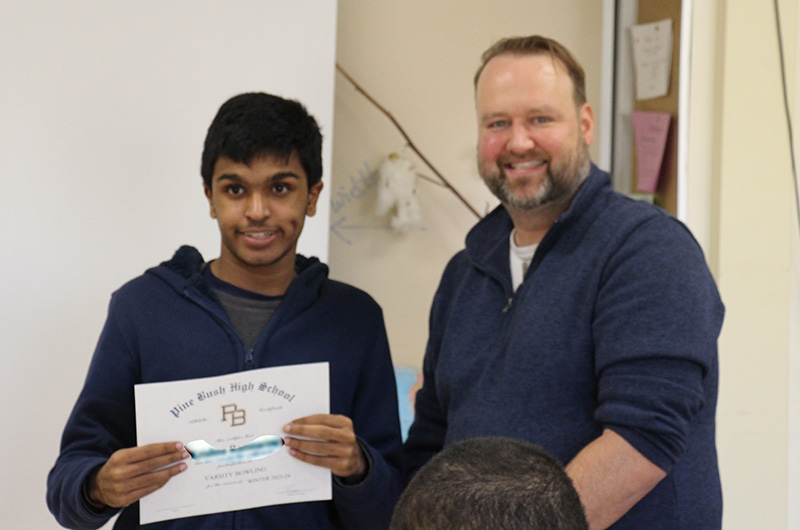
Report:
0,3,336,528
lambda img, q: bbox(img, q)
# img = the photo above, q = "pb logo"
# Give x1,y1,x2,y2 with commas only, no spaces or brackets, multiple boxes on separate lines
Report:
221,403,246,426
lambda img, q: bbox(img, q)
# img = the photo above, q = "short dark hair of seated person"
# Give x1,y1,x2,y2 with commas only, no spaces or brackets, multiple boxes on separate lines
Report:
390,437,588,530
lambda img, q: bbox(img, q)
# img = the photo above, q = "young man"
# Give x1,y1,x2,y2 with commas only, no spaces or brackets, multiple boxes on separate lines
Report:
404,36,724,529
390,437,588,530
47,92,403,529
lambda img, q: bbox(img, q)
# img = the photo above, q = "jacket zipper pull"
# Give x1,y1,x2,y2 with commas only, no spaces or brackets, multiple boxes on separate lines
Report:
245,348,255,369
502,297,513,314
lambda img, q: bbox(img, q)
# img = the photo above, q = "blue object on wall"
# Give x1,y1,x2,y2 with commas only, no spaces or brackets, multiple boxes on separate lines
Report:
394,365,422,441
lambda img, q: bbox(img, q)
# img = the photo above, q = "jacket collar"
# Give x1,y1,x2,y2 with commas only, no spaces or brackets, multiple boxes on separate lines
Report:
464,164,611,281
148,246,329,318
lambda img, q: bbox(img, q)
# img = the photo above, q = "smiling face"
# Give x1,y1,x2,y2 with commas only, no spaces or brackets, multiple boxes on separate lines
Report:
476,53,594,211
204,152,323,293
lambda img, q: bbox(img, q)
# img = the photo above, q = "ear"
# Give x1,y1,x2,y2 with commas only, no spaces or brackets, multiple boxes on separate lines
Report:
305,181,324,217
579,102,595,147
204,183,217,219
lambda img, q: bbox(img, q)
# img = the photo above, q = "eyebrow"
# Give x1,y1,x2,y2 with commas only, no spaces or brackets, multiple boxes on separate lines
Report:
480,106,563,123
215,171,301,184
479,112,509,124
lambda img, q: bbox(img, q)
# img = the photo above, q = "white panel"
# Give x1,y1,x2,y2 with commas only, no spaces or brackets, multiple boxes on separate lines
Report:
611,0,638,194
0,2,337,528
599,0,617,171
676,0,693,222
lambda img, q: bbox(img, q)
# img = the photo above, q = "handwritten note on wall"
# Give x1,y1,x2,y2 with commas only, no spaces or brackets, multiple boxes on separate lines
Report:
630,19,673,100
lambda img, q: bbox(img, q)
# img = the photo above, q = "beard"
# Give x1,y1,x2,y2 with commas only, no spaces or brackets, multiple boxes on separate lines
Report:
479,136,591,210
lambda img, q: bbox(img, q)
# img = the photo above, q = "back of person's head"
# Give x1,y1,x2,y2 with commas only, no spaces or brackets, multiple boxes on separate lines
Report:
200,92,323,190
390,437,588,530
474,35,587,107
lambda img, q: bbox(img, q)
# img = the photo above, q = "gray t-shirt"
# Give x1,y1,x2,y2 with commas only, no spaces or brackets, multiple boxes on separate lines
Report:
203,264,283,348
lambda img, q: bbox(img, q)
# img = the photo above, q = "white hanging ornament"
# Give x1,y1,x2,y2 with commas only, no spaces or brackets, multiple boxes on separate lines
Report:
375,153,423,232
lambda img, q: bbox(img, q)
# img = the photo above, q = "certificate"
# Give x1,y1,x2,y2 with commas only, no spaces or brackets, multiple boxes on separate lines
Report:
134,362,331,524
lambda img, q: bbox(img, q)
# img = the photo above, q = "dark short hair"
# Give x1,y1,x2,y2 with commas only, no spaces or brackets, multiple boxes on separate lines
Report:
474,35,587,107
390,437,588,530
200,92,323,190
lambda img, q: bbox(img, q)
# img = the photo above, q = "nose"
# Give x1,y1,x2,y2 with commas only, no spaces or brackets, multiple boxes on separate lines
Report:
508,122,535,154
245,192,269,220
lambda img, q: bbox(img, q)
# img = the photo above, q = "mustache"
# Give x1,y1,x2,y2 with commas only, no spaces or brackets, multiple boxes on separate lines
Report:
497,151,551,166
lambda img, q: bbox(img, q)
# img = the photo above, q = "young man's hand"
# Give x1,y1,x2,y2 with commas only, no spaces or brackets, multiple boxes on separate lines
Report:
283,414,367,482
86,442,190,508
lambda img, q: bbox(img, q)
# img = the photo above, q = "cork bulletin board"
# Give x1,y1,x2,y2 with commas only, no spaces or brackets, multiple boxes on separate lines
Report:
632,0,682,215
613,0,683,216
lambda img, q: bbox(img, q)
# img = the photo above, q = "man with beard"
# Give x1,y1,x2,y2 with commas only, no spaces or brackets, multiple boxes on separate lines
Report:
403,36,724,529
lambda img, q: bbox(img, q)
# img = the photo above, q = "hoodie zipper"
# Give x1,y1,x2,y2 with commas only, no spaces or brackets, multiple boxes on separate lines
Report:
244,347,255,370
184,288,253,371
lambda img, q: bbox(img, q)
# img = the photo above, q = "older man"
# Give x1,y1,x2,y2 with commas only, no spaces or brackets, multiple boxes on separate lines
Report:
404,36,724,529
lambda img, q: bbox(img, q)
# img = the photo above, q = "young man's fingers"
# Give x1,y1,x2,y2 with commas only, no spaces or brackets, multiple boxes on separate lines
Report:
285,425,347,443
286,443,365,478
284,417,357,445
286,414,352,429
93,443,189,507
111,474,175,507
128,442,187,464
286,449,352,475
140,451,191,474
109,444,189,479
98,457,188,507
130,461,187,491
285,438,335,457
110,442,186,467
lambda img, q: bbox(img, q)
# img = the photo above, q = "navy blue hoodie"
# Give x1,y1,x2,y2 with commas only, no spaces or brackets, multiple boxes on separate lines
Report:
48,247,403,529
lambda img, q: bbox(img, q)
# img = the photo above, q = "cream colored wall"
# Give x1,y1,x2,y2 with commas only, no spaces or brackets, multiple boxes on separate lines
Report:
330,0,603,367
711,0,796,528
333,1,798,528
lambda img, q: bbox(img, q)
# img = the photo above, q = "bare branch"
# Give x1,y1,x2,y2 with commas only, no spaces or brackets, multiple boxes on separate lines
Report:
336,63,482,219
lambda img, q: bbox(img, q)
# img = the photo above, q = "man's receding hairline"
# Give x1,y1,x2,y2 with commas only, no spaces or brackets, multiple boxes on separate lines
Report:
475,52,583,115
476,50,573,89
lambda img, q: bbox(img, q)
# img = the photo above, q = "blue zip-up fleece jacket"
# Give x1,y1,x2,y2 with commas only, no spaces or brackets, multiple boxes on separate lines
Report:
404,166,724,529
47,247,404,530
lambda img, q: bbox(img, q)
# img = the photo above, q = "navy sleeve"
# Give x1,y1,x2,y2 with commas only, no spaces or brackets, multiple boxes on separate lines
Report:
331,302,404,529
592,216,724,471
402,256,461,479
47,296,135,529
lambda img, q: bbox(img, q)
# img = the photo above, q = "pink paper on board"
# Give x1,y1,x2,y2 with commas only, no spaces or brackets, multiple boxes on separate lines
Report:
632,111,671,193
